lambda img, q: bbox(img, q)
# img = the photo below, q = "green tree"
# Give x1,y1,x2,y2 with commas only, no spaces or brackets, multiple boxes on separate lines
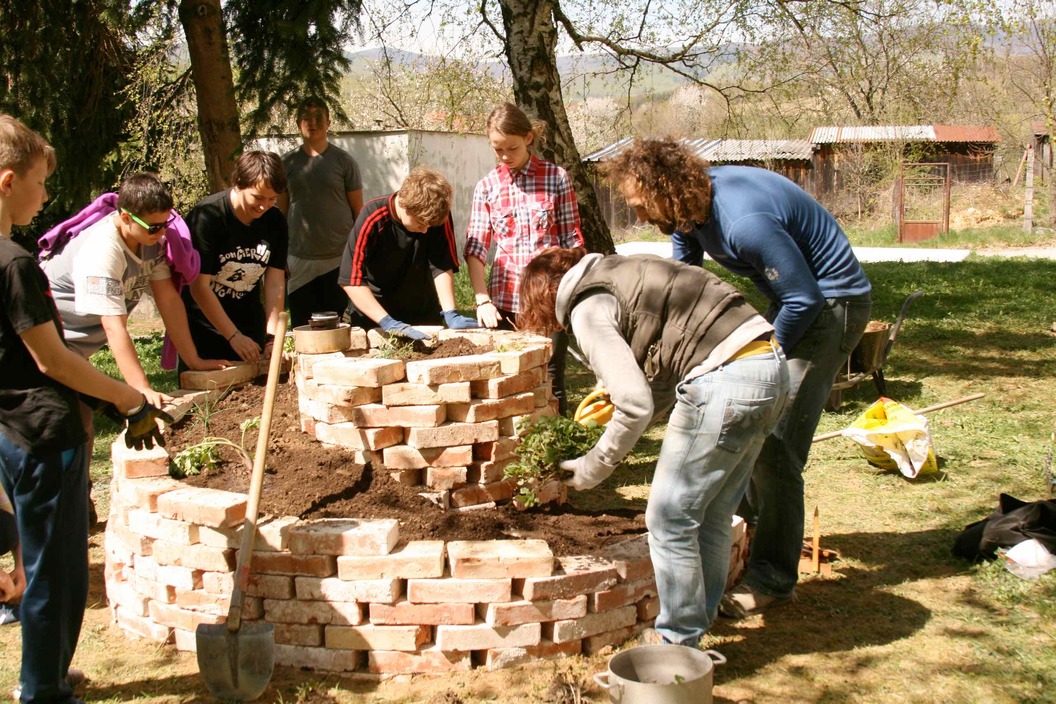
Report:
0,0,136,217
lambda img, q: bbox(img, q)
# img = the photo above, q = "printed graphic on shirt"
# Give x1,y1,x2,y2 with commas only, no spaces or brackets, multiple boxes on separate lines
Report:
213,242,273,299
85,276,123,297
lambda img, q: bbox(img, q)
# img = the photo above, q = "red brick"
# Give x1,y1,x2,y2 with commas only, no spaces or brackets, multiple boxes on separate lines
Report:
591,579,658,613
404,355,502,384
273,644,361,672
483,595,587,626
109,522,154,557
325,624,430,651
514,479,566,508
491,345,550,374
127,509,198,545
111,441,169,479
155,487,247,529
598,534,654,582
297,376,382,406
351,403,446,428
582,625,636,655
447,540,553,579
298,396,363,424
405,420,499,449
406,577,512,604
435,622,541,651
314,422,403,451
163,389,220,425
117,476,181,511
152,541,234,572
516,555,619,601
369,600,476,625
446,393,535,423
154,564,203,591
467,459,511,484
424,466,467,490
295,576,401,604
287,518,399,556
201,571,234,594
366,647,472,675
484,639,582,670
179,363,257,391
498,408,556,436
274,623,323,647
115,606,173,643
336,541,445,580
173,628,197,652
381,444,473,469
106,581,150,618
149,601,224,631
245,574,295,600
545,605,637,643
263,599,365,626
296,351,348,379
387,468,421,486
313,357,405,387
637,595,660,621
244,551,336,577
382,381,471,406
472,437,520,462
470,367,546,399
448,479,516,508
175,589,230,612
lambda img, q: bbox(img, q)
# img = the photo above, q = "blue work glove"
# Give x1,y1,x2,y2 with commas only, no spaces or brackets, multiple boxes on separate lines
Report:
559,455,618,491
442,309,481,330
378,315,430,340
124,401,174,451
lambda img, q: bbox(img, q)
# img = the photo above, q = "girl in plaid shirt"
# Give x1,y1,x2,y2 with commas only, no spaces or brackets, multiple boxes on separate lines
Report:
464,103,584,414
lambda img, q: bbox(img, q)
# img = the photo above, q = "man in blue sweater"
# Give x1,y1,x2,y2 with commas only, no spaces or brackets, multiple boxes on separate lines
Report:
602,138,872,618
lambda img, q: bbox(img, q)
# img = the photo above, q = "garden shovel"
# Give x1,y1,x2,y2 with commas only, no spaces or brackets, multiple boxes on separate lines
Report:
196,313,288,701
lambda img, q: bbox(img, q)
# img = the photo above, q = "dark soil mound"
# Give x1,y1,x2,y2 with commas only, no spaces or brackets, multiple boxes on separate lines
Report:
170,379,644,556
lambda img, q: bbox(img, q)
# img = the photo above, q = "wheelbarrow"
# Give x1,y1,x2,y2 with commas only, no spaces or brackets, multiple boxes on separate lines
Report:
826,290,923,411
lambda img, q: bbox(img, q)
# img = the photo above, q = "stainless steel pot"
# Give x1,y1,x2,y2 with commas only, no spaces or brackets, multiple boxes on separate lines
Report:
594,644,726,704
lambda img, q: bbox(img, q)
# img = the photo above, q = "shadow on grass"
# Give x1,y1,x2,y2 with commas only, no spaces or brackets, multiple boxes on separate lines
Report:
714,527,965,681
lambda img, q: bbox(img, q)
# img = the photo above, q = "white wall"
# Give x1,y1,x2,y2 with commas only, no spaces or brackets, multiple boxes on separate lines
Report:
254,130,496,259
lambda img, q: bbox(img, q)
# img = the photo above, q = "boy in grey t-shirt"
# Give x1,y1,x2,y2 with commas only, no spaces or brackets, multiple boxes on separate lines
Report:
279,97,364,327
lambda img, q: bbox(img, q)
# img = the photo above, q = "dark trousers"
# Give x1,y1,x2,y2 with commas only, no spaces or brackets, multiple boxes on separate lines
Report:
288,267,349,329
0,434,88,704
498,307,569,416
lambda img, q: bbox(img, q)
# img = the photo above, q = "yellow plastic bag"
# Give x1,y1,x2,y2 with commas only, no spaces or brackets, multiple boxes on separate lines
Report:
842,398,938,478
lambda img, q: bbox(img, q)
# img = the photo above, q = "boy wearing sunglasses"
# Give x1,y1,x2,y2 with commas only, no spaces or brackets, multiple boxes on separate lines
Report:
41,173,224,521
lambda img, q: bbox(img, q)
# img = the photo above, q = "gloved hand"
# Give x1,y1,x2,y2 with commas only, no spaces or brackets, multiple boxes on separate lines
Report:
559,454,617,491
442,309,481,330
124,400,174,451
379,315,430,340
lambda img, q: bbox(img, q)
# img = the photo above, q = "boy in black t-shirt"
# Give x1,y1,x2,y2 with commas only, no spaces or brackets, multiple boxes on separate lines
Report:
339,168,477,339
182,150,289,365
0,115,169,704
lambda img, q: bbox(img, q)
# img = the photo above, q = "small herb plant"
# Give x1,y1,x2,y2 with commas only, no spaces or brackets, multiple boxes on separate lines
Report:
504,415,604,507
170,416,260,479
373,336,417,359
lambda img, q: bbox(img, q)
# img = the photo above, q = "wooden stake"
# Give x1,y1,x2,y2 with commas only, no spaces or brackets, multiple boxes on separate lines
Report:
811,506,821,573
813,392,986,443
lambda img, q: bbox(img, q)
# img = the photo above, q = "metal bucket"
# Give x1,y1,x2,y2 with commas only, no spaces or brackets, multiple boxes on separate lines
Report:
594,644,726,704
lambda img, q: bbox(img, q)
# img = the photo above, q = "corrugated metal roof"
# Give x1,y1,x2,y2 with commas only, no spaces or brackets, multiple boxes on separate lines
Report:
582,137,814,163
810,125,999,144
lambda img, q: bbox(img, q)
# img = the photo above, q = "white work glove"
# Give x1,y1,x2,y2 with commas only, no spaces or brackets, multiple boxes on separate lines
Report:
560,455,617,491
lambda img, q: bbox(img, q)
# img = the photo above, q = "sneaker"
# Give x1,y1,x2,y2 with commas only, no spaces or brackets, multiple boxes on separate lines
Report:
11,669,85,701
637,627,670,646
718,582,789,619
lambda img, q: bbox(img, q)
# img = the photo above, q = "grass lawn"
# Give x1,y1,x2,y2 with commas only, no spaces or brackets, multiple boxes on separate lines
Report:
1,253,1054,703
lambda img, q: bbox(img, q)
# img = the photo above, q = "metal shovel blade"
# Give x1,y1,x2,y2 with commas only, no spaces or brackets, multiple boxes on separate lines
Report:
195,621,275,701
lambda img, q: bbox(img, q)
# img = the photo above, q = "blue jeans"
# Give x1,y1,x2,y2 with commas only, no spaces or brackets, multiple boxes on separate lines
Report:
0,434,88,704
646,347,790,645
742,294,872,598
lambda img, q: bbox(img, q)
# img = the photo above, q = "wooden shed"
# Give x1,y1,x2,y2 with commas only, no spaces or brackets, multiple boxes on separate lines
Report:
808,125,1000,197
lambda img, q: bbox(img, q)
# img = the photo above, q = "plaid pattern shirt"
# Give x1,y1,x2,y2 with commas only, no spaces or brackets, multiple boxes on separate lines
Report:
464,155,583,312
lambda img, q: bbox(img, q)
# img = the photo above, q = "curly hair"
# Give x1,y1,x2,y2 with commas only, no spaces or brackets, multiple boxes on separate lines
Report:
399,168,452,226
517,246,588,334
600,138,712,230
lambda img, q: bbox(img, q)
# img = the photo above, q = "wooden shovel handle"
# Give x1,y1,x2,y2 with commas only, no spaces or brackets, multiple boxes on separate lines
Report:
812,393,985,443
227,313,288,631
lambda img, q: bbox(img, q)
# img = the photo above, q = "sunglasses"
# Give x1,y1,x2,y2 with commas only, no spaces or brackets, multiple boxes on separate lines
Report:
122,209,175,235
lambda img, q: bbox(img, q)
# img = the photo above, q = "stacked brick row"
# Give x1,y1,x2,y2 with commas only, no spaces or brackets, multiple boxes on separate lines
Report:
295,328,558,509
105,447,661,673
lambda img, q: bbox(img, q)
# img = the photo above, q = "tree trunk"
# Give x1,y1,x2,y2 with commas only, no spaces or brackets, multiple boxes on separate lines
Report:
497,0,615,254
179,0,242,192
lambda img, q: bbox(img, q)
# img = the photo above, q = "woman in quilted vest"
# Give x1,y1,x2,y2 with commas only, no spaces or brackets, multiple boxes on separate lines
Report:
518,246,790,647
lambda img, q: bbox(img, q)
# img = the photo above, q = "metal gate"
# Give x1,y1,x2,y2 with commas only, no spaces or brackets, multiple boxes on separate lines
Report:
897,162,951,242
